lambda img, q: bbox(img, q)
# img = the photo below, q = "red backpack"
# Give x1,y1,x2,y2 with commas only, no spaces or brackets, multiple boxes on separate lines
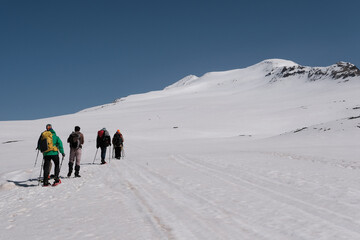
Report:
98,130,104,139
98,130,109,146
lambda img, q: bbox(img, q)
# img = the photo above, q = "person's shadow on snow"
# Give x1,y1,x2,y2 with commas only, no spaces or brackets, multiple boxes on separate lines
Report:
7,179,39,187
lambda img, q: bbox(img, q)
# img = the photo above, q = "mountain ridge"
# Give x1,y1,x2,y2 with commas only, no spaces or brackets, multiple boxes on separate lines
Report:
166,59,360,91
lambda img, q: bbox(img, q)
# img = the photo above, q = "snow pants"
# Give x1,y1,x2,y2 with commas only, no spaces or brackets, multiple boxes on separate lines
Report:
69,148,82,166
100,146,107,161
114,146,122,158
43,155,60,184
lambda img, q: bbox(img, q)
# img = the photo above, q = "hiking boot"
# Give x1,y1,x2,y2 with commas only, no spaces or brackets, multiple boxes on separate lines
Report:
43,178,50,186
74,165,80,177
52,179,61,186
67,162,73,177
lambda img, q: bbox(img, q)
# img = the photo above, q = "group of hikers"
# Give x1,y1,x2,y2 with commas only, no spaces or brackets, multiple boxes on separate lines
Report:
36,124,124,187
96,127,125,164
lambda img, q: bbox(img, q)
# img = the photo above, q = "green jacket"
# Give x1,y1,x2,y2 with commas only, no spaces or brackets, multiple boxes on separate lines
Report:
38,129,64,156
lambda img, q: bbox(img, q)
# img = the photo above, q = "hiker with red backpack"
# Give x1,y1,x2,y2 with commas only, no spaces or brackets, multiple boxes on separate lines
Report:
67,126,84,177
96,128,111,164
37,124,65,186
112,129,124,159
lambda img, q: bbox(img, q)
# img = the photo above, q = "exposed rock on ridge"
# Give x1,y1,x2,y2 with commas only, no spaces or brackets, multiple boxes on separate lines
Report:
267,61,360,83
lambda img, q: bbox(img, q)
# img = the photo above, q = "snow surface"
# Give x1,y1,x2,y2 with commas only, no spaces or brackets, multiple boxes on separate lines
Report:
1,59,360,240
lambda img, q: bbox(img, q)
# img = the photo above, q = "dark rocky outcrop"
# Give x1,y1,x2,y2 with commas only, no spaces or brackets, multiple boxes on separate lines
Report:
267,62,360,83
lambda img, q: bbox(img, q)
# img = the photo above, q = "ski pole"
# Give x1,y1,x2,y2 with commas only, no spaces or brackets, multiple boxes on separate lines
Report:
34,149,40,167
38,158,44,186
93,148,98,164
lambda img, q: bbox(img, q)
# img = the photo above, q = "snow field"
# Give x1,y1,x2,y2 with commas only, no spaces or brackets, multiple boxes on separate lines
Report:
1,59,360,239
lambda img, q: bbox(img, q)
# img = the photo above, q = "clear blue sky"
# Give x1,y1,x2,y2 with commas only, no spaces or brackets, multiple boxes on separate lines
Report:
1,0,359,120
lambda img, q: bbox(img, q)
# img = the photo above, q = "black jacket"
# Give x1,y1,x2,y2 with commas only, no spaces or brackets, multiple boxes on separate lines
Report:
96,130,111,148
112,133,124,147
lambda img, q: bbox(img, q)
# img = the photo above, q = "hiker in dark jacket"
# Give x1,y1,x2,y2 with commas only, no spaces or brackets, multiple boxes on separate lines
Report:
96,128,111,164
37,124,65,186
112,130,124,159
67,126,84,177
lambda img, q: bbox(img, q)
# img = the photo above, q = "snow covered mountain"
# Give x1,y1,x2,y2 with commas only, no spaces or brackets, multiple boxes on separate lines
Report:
165,59,360,90
106,59,360,139
1,59,360,240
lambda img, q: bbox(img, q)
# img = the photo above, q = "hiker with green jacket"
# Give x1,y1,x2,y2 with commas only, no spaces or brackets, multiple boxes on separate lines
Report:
37,124,65,186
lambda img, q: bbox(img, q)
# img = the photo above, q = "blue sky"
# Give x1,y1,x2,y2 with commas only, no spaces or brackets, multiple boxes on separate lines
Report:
1,0,359,120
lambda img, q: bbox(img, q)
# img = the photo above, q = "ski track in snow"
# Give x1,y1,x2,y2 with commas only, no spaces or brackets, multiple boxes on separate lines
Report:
2,148,360,240
122,159,259,240
171,154,360,239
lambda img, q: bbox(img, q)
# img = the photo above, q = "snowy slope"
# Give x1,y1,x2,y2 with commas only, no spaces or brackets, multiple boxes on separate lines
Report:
1,59,360,240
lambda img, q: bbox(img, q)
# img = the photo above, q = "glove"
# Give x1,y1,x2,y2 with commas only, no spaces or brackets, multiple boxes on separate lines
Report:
62,153,65,157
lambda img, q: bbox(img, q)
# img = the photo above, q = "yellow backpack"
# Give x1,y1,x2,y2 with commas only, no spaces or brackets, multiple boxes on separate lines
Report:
39,131,58,153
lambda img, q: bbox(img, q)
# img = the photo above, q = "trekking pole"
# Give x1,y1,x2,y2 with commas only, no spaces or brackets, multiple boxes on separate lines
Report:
108,146,111,163
38,158,44,186
59,154,65,172
122,147,125,159
92,148,98,164
34,149,40,167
